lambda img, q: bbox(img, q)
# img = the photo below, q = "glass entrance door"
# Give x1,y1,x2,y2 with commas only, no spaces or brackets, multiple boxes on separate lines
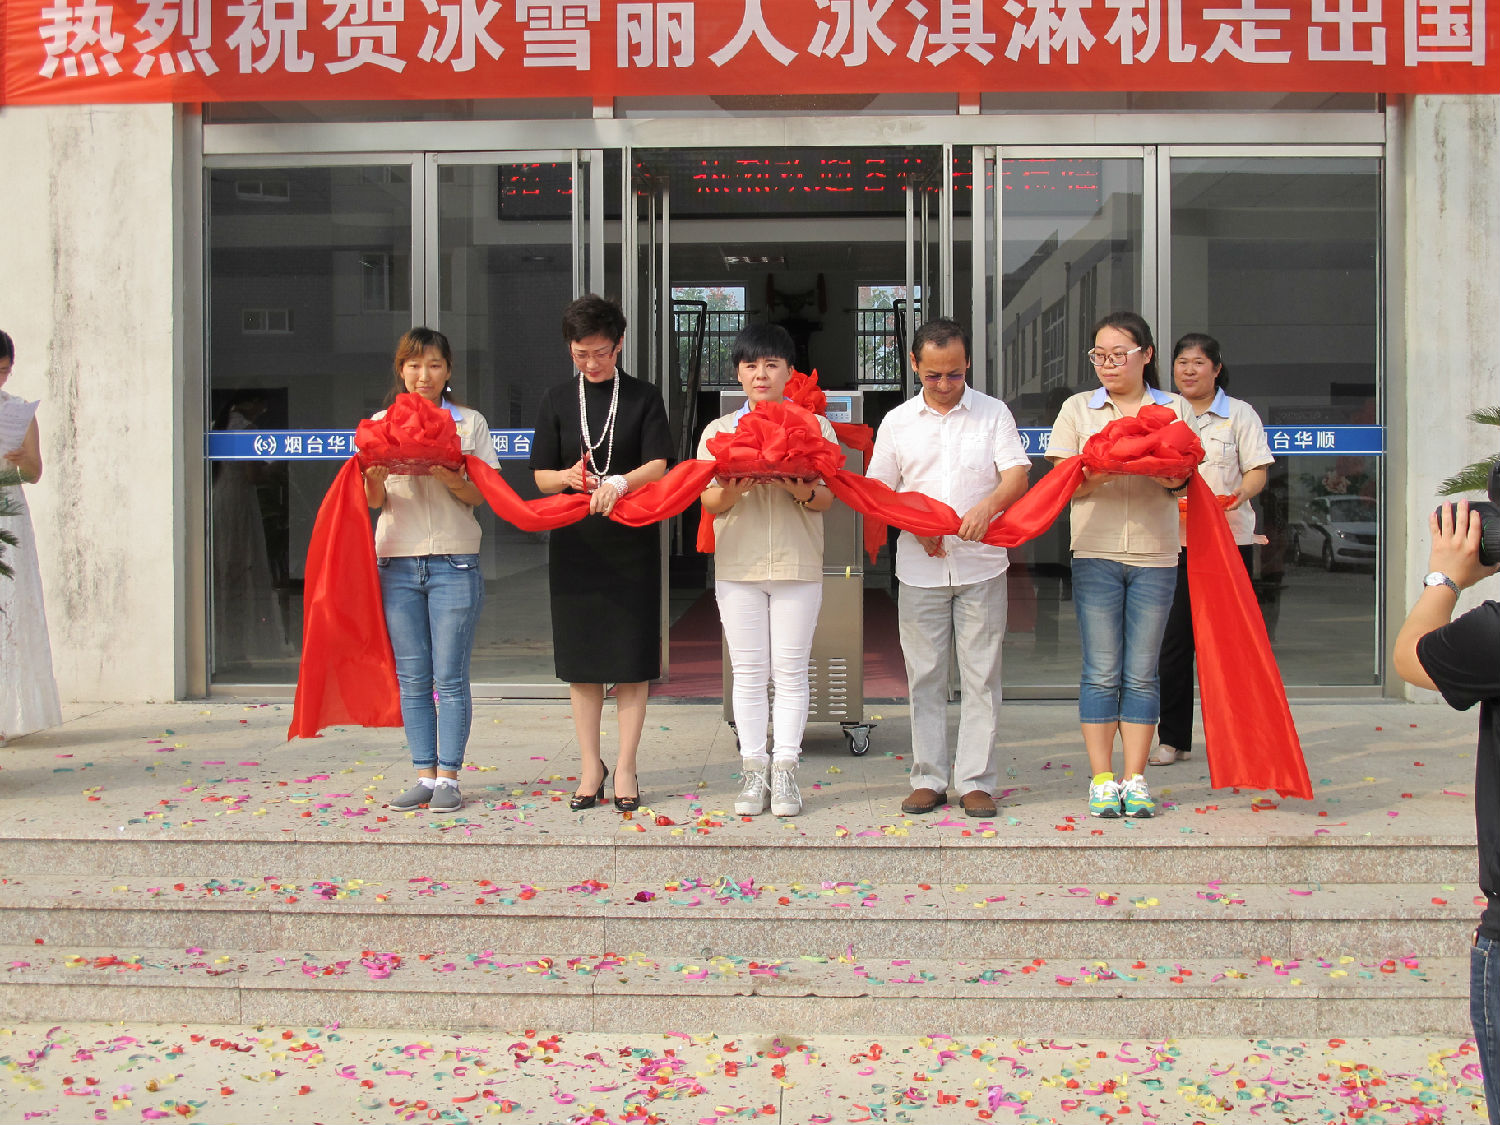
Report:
427,154,582,688
629,145,946,697
989,149,1149,695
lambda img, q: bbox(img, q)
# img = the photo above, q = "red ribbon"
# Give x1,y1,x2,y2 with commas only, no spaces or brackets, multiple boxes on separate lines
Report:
288,399,1310,799
287,458,402,739
785,369,875,469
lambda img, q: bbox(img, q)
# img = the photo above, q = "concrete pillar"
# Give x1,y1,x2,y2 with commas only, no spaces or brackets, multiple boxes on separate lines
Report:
0,104,190,702
1395,95,1500,696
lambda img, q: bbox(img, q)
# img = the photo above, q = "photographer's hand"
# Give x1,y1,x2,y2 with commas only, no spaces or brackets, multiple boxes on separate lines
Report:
1393,500,1498,690
1429,500,1500,591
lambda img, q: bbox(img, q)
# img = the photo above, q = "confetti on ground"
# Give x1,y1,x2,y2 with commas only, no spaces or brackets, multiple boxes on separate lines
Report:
0,1025,1482,1124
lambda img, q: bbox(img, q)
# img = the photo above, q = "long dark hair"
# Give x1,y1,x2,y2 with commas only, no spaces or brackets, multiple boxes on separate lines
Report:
0,329,14,364
385,326,462,408
1172,332,1230,391
1092,311,1159,390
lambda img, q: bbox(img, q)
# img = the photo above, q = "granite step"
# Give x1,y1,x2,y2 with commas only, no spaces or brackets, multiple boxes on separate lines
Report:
0,875,1476,958
0,946,1467,1036
0,834,1474,886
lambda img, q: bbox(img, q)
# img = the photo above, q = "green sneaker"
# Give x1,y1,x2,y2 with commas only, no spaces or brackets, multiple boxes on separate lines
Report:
1088,776,1122,818
1120,774,1156,818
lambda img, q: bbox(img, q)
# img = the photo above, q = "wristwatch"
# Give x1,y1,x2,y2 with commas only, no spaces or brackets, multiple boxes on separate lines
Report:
1423,571,1460,596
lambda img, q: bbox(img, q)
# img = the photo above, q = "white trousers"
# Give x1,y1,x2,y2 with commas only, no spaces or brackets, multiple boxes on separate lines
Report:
716,578,823,765
898,575,1008,795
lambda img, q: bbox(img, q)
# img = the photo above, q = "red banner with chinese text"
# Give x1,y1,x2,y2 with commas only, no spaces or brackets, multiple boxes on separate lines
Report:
2,0,1495,106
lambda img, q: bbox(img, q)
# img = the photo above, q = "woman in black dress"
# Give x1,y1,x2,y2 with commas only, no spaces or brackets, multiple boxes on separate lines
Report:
531,295,673,812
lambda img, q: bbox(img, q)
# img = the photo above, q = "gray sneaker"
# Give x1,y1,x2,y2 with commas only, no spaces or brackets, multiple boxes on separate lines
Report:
770,763,802,817
390,782,433,810
428,784,463,813
734,765,771,815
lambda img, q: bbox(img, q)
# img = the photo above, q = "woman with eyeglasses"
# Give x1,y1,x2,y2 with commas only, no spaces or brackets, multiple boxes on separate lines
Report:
1045,312,1194,820
531,295,672,814
1152,332,1274,767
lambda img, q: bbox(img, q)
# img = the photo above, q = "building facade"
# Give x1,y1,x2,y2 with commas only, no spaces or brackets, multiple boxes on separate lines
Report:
1,4,1497,704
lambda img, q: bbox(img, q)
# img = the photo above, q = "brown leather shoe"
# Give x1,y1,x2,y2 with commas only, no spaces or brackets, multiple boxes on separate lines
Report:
901,787,947,815
960,790,997,817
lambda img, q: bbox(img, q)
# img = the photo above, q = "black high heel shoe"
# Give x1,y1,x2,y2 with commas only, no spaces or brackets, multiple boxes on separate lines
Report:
569,765,608,811
612,769,640,812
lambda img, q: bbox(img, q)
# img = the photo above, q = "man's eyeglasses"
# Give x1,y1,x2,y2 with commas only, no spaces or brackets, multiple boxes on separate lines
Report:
1085,346,1143,368
919,372,967,384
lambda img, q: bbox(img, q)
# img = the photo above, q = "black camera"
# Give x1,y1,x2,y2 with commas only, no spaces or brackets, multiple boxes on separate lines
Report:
1437,459,1500,567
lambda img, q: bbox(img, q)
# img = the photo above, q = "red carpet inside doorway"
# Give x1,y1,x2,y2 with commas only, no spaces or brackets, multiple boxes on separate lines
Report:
653,587,908,701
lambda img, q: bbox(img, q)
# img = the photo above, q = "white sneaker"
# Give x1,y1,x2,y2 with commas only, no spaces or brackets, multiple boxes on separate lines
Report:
1149,744,1180,766
770,763,802,817
734,764,771,815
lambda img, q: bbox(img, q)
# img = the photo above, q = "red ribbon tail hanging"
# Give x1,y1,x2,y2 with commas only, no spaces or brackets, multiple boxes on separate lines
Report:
1185,472,1311,800
288,458,402,740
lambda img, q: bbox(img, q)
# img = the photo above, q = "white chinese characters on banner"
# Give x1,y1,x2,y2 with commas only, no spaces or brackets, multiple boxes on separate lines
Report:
132,0,219,76
324,0,407,71
618,2,694,67
1202,0,1292,63
709,0,796,65
418,0,504,71
810,0,898,67
227,0,314,72
1004,0,1097,64
1309,0,1385,62
1103,0,1162,62
1405,0,1485,64
517,0,600,68
39,0,126,78
904,0,996,65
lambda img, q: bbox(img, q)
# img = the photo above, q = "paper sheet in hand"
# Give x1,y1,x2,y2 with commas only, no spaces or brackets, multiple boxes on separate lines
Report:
0,397,38,456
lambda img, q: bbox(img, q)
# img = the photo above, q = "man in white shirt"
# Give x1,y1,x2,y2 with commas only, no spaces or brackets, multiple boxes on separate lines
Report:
867,318,1032,816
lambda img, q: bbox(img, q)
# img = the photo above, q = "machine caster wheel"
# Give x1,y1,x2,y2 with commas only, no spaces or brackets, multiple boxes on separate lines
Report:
843,724,872,755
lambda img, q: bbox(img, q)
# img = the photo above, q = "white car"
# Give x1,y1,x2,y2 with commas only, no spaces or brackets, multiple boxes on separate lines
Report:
1291,495,1378,570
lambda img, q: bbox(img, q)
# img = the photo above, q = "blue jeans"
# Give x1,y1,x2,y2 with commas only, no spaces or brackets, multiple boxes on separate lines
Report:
1473,932,1500,1124
1071,557,1177,726
378,554,484,772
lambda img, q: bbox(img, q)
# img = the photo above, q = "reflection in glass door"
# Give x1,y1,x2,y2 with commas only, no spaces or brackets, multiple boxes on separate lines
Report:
431,156,581,687
994,153,1147,692
1168,155,1382,686
206,163,414,685
630,146,943,697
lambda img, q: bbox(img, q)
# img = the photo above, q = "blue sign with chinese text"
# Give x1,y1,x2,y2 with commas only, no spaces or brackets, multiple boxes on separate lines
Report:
1014,425,1384,458
209,425,1385,462
206,429,536,461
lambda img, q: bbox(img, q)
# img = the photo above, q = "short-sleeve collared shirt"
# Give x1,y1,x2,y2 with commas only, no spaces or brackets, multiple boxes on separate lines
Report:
374,403,498,558
866,385,1031,588
697,407,838,583
1183,387,1275,546
1046,385,1194,567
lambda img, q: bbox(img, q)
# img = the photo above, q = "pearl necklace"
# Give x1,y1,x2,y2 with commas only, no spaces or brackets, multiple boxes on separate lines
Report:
578,371,620,481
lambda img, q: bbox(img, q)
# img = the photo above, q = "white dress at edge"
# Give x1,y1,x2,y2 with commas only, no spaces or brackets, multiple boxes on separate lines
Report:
211,408,288,666
0,391,61,740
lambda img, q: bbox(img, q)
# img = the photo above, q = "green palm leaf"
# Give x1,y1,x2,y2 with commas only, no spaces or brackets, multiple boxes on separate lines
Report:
1438,409,1500,496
